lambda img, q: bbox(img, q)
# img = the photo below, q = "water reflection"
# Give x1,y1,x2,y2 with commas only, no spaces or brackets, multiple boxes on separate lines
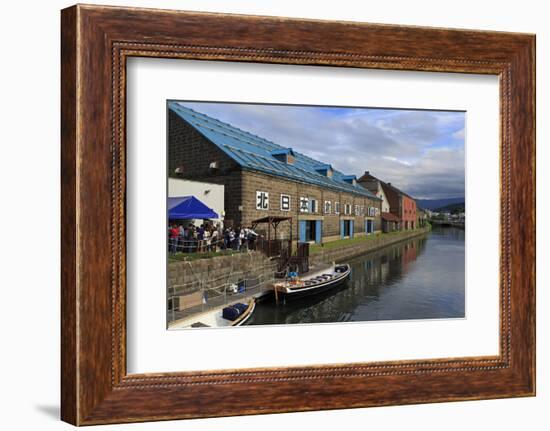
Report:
248,227,465,325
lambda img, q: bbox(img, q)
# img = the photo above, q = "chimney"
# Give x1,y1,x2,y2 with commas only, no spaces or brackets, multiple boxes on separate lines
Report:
365,171,370,175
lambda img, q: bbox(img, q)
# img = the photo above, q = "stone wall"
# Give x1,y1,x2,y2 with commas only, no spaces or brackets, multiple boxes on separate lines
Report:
168,251,278,295
310,227,430,267
240,170,382,241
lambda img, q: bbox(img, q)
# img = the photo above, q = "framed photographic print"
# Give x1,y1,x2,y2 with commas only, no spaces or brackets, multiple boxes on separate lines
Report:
61,4,535,425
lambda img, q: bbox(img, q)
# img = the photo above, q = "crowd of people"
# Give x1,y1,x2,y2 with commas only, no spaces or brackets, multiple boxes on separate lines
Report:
168,221,259,254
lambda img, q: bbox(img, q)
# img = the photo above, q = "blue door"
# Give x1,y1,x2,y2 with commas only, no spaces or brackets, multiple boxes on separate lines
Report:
350,220,354,238
299,220,307,242
366,219,373,234
340,220,345,239
315,220,322,244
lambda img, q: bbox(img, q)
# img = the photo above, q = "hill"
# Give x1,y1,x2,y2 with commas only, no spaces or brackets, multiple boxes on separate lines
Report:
434,202,465,213
416,197,464,210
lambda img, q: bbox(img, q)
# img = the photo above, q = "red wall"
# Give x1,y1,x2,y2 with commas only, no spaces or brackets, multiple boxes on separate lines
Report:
401,195,417,227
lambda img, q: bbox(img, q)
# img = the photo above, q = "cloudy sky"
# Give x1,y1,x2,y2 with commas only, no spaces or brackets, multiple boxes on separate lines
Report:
179,102,465,200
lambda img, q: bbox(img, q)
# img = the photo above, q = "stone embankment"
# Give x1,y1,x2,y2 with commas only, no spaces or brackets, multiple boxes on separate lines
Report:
309,227,431,267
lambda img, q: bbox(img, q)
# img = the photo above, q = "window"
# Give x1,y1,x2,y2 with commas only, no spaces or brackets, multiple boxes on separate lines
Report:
280,194,291,211
256,191,269,210
354,204,360,215
344,203,351,215
309,199,318,213
334,202,340,214
324,200,331,214
299,197,309,213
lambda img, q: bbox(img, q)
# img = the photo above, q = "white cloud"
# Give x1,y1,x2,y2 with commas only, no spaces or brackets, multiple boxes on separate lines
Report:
453,128,465,140
178,102,465,199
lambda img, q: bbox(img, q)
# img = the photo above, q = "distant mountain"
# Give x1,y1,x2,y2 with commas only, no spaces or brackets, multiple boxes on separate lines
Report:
416,197,465,210
434,202,465,213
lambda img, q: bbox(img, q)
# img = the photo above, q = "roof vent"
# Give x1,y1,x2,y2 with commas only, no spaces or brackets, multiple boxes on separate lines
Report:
270,148,295,164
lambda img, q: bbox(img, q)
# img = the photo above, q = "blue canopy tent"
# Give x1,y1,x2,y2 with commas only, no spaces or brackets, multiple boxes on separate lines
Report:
168,196,219,220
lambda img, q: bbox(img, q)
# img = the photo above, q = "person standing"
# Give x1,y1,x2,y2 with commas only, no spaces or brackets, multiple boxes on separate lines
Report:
169,224,179,254
210,228,218,252
204,228,211,253
197,224,205,252
178,224,185,253
239,227,246,251
229,228,236,250
247,226,258,251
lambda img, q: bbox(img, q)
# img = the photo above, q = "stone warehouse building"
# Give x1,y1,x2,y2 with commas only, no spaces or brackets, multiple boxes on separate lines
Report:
168,103,382,244
358,172,417,231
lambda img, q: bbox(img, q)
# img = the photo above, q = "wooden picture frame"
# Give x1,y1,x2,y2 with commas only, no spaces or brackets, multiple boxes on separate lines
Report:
61,4,535,425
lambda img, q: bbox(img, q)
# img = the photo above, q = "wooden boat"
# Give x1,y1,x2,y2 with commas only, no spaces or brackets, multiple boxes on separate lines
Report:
272,263,351,301
169,298,255,329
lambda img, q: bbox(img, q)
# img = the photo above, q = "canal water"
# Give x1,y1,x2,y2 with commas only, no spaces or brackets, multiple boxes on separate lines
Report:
248,227,465,325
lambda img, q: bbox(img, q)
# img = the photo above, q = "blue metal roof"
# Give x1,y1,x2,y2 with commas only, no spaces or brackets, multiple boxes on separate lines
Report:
169,102,380,200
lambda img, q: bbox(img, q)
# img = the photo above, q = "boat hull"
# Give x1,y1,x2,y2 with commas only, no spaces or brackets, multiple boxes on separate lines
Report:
232,300,255,326
276,264,351,301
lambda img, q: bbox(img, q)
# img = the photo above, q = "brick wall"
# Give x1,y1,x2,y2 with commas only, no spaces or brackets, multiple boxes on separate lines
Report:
401,194,417,228
168,110,243,225
241,170,381,241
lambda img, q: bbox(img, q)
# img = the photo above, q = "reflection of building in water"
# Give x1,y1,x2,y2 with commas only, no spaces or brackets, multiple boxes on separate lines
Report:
379,259,390,284
350,237,425,295
401,241,418,269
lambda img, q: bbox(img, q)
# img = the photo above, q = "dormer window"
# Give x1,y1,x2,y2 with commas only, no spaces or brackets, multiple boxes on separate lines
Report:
315,164,333,178
270,148,295,164
342,175,357,186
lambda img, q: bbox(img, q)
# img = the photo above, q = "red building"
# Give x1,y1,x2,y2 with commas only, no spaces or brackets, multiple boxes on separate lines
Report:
358,173,417,230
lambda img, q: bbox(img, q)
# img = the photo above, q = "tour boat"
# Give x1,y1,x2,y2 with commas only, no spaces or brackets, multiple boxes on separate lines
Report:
170,299,256,329
272,263,352,301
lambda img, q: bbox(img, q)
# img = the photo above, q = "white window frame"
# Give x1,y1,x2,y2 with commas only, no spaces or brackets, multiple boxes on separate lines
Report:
299,196,309,213
334,201,340,214
280,194,291,211
310,198,317,213
256,191,269,210
324,200,331,214
345,203,351,215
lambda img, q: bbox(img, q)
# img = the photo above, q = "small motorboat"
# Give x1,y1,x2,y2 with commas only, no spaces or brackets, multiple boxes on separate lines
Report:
272,263,351,302
170,298,256,329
